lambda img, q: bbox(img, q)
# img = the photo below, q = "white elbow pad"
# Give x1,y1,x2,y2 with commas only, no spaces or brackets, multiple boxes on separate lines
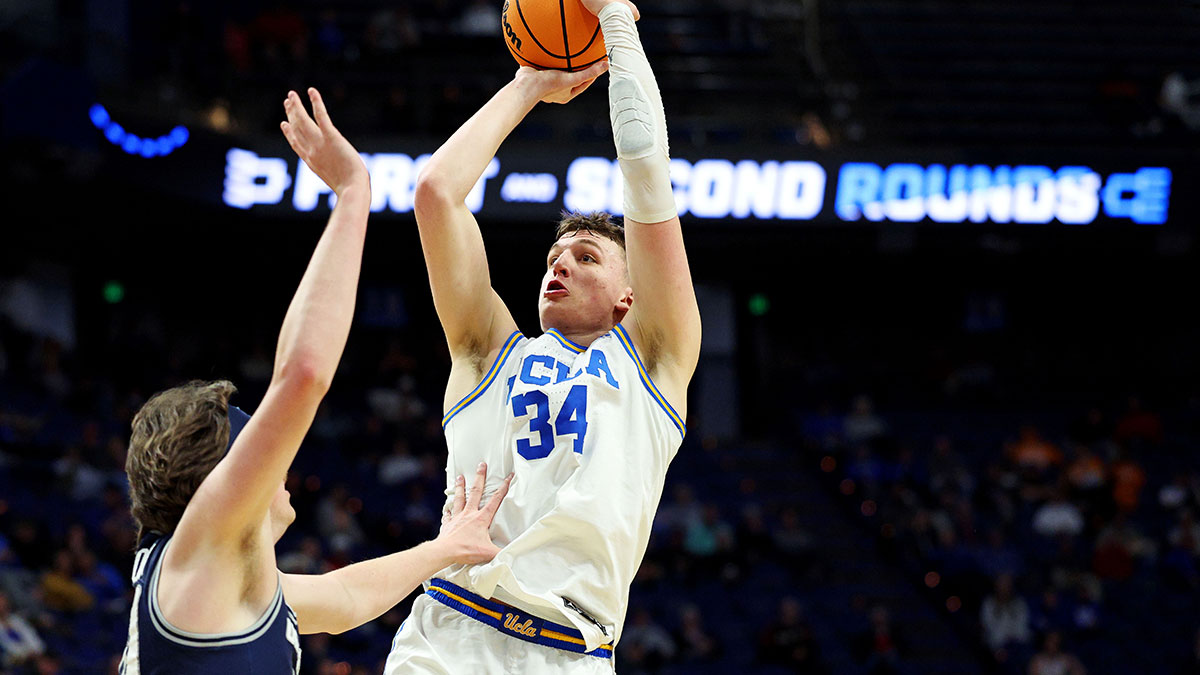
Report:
599,3,677,223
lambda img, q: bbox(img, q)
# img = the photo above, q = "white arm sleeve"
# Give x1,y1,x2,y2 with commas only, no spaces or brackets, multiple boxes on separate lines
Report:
599,3,677,223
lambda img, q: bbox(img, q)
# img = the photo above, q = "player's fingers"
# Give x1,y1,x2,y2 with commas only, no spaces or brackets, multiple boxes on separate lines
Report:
580,60,608,83
280,122,311,159
308,87,332,129
570,75,599,99
451,474,467,516
482,472,514,518
467,462,487,510
286,90,321,140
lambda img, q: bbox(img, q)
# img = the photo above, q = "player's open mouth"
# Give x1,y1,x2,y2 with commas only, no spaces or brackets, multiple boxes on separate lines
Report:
544,280,569,298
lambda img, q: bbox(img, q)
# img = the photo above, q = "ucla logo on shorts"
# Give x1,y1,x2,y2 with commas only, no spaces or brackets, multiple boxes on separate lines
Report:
503,613,537,638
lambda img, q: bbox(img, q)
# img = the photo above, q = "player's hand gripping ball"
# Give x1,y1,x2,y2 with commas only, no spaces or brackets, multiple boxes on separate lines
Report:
501,0,606,71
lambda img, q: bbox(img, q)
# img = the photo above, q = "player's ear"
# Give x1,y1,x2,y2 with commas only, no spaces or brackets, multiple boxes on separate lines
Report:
616,286,634,312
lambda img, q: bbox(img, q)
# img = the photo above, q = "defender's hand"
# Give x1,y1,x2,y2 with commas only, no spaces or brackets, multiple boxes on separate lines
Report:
280,87,369,196
437,463,513,565
515,61,609,105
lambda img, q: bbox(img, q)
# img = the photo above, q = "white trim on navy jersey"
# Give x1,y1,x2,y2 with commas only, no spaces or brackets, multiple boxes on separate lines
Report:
146,539,285,648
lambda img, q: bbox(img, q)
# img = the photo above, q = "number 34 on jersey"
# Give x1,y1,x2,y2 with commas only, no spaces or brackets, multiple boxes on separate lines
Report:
505,349,620,461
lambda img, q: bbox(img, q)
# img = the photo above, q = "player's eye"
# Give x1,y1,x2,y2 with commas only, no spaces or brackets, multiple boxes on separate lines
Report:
581,254,596,263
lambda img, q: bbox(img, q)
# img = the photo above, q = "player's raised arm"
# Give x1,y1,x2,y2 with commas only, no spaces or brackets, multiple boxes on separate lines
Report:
586,0,702,409
172,88,370,558
282,464,511,635
412,62,607,373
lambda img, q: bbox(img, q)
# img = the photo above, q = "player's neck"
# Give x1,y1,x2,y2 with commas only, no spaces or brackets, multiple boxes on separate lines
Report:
545,325,612,348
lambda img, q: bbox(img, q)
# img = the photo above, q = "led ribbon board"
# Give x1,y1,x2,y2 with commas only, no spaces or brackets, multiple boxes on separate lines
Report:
219,147,1174,226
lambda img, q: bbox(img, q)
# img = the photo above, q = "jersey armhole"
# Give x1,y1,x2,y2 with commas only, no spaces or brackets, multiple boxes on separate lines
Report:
441,331,524,428
612,324,686,438
147,539,285,647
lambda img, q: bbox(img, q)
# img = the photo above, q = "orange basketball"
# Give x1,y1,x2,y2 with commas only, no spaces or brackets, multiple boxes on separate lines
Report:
501,0,606,72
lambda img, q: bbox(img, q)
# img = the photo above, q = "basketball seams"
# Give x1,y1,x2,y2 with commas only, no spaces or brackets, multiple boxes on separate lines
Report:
558,0,572,71
508,0,603,71
516,0,564,62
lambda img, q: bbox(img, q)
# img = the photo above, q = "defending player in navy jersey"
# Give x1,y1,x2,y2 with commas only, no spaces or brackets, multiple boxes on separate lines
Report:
119,89,511,675
385,0,702,671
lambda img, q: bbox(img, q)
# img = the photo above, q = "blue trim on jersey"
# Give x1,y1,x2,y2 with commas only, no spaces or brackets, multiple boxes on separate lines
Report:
426,579,613,659
442,331,524,428
612,324,686,437
545,329,586,354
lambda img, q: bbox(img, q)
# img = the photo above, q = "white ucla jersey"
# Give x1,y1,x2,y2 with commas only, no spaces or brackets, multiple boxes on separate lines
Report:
437,324,685,651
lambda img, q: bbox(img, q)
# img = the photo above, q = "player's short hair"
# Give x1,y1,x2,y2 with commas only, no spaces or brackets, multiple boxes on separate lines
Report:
555,211,626,252
126,380,236,542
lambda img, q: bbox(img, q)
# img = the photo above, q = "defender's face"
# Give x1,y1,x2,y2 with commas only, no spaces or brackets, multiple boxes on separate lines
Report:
538,231,632,334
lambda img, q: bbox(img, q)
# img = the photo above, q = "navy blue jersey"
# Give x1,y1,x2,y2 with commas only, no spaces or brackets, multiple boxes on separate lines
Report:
119,533,301,675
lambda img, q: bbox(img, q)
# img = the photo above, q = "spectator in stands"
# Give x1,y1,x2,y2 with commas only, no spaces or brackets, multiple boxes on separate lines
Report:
656,483,703,535
365,7,422,59
457,0,501,37
1028,630,1086,675
675,603,722,664
278,535,328,575
1159,70,1200,134
1066,582,1101,640
73,550,124,614
251,0,310,70
1031,485,1085,540
313,10,349,63
1169,509,1200,557
1109,447,1147,515
853,604,907,674
929,435,976,498
315,482,367,556
1113,396,1163,448
1163,512,1200,590
1092,513,1157,581
1064,444,1108,513
977,527,1025,581
980,572,1032,662
0,589,44,669
38,550,92,613
1029,586,1071,637
844,395,886,445
52,447,106,502
772,507,815,569
757,596,826,673
378,437,422,487
1159,472,1200,514
684,503,736,579
618,607,676,673
1008,425,1063,499
735,504,776,571
847,445,886,496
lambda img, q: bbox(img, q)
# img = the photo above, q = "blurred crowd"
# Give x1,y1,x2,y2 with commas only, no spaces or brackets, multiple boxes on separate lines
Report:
805,392,1200,674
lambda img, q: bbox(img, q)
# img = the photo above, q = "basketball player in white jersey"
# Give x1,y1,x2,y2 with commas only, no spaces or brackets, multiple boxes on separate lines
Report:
384,0,701,671
119,88,511,674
